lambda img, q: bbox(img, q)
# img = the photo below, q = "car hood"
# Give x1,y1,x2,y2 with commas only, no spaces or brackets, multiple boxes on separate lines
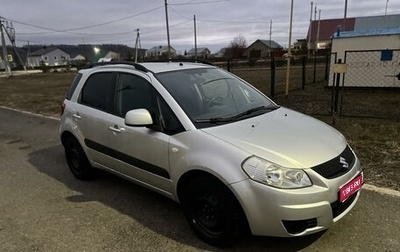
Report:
201,107,347,168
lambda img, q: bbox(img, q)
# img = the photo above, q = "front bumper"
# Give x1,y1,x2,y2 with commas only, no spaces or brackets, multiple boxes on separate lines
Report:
230,158,362,237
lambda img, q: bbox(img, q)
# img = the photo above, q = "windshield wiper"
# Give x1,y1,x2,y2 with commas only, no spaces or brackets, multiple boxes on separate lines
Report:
195,106,277,123
230,106,275,120
195,117,232,123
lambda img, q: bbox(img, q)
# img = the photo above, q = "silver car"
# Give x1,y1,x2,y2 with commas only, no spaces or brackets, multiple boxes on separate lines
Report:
60,61,363,246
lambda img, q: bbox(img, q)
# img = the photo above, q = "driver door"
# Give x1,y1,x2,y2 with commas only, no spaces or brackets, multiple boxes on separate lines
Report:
107,72,172,194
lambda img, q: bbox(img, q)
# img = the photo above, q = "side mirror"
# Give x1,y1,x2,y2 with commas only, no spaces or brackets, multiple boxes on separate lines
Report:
125,109,153,127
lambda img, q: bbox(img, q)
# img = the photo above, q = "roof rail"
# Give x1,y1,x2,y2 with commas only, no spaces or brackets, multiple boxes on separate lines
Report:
145,59,215,66
84,61,149,72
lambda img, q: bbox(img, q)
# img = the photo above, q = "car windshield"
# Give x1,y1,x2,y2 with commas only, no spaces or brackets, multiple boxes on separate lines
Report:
156,67,279,128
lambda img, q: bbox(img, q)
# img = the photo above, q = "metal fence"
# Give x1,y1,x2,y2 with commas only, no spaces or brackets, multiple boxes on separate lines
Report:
221,56,330,97
329,50,400,120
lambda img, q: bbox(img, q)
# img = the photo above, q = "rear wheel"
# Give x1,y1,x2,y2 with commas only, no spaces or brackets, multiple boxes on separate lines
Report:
181,176,247,246
64,137,94,180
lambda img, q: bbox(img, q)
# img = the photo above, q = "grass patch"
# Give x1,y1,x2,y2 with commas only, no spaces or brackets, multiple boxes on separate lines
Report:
0,73,71,116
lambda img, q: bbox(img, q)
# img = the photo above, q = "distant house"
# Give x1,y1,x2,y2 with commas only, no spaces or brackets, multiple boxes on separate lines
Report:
186,47,211,59
145,45,176,59
97,51,121,62
245,39,283,59
27,47,70,67
104,51,120,60
72,54,85,61
293,39,307,51
214,48,227,58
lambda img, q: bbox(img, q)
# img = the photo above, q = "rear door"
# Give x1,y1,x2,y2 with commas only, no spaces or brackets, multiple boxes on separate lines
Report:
73,72,117,168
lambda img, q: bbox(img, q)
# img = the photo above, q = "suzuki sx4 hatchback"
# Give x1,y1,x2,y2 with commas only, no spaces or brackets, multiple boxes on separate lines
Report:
60,62,363,246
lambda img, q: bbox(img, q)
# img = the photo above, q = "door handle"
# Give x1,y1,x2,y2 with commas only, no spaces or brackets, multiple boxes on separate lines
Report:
108,125,125,133
72,113,81,120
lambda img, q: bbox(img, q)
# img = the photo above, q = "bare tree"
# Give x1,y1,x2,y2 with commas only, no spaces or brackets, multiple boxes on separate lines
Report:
225,34,247,59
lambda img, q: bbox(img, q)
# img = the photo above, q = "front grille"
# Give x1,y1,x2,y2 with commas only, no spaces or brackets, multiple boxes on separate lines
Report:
331,192,358,218
312,145,355,179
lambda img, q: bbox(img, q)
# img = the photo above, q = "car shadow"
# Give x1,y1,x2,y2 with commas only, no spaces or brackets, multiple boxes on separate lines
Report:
28,144,324,251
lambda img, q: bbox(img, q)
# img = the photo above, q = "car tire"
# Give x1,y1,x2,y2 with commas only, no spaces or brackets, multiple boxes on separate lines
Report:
181,175,247,247
64,137,95,180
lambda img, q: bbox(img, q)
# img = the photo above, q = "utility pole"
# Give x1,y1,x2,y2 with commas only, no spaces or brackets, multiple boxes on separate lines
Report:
26,40,31,68
164,0,171,59
384,0,389,27
134,29,141,63
269,19,272,57
194,15,197,60
0,17,11,76
4,20,26,73
308,2,313,57
344,0,348,30
285,0,294,98
316,9,321,53
314,4,317,21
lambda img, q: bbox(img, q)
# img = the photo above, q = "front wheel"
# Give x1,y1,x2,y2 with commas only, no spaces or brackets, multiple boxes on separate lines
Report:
181,176,247,246
64,137,94,180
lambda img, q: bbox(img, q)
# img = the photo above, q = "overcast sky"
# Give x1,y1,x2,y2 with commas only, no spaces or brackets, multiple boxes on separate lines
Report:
2,0,400,53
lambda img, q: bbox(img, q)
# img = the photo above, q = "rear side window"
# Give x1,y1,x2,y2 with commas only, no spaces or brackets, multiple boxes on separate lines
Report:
66,73,82,100
80,72,115,112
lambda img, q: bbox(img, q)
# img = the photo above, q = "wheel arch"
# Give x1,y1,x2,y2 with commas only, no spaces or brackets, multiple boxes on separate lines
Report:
177,170,218,203
61,131,77,147
176,170,249,224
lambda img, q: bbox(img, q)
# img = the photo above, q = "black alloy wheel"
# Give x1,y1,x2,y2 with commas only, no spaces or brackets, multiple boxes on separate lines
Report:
181,176,247,246
64,137,94,180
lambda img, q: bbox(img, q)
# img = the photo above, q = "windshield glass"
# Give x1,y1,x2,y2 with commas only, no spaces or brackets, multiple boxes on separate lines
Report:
156,67,279,127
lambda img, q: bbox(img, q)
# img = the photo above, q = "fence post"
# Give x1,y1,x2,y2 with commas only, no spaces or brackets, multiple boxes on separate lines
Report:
332,59,342,124
270,57,276,98
227,59,231,72
302,56,306,90
325,53,329,81
313,53,317,83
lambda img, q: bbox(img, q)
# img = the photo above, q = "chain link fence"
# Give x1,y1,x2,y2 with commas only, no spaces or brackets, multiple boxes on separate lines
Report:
344,50,400,88
329,50,400,120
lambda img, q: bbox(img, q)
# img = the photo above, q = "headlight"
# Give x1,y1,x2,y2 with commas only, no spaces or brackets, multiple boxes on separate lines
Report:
242,156,312,189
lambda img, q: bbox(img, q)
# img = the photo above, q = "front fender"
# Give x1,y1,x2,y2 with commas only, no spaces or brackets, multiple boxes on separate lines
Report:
168,130,250,197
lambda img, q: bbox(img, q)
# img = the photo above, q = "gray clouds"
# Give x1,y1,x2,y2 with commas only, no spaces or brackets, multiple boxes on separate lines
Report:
2,0,400,53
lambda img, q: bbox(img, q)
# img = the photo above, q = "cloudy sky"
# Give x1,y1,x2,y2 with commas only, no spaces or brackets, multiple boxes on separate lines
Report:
2,0,400,53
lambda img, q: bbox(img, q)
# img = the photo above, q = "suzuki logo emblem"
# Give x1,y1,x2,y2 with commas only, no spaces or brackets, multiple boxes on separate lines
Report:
340,157,349,169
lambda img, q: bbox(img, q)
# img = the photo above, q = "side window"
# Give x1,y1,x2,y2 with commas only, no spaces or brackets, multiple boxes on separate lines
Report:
116,73,153,117
158,97,184,135
66,73,82,100
80,72,115,112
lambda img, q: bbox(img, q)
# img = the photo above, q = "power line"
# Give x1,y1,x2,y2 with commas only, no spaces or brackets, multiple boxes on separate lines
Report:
18,29,139,37
169,0,230,6
1,5,164,34
169,6,310,25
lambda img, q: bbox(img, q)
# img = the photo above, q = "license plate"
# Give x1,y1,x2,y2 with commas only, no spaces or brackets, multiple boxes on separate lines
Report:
339,173,363,202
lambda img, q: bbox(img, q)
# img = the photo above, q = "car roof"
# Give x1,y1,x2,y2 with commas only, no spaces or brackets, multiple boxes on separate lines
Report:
80,61,215,75
140,62,213,74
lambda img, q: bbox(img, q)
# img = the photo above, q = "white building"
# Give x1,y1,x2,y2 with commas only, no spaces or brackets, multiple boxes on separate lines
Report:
330,27,400,88
145,46,176,58
27,47,70,67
